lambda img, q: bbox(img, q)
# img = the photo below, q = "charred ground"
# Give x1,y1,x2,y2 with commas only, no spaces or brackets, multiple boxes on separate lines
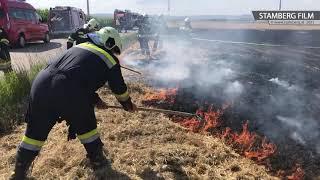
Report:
124,29,320,179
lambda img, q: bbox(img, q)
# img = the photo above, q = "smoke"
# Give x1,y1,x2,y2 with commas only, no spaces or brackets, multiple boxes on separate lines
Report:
122,27,320,156
276,115,320,153
123,37,244,100
225,81,244,99
269,77,301,91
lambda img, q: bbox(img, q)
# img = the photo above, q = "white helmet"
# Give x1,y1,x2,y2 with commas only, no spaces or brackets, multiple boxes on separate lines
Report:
95,27,123,54
184,17,190,23
84,18,100,31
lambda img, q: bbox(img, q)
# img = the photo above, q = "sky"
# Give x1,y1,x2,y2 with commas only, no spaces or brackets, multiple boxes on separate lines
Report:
27,0,320,16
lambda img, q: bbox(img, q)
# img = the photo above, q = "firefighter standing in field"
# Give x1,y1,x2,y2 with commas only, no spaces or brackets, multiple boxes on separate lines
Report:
152,14,167,52
115,17,121,32
184,17,192,30
10,27,137,179
137,14,152,58
0,28,12,73
179,17,193,38
67,18,100,49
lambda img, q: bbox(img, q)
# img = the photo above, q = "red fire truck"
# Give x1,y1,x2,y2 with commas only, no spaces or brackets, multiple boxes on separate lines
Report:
114,9,140,32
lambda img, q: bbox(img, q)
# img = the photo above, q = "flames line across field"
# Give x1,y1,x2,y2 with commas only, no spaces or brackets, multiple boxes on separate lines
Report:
142,87,305,179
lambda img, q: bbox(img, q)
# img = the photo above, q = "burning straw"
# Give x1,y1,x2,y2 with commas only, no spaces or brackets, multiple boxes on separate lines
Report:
142,87,305,179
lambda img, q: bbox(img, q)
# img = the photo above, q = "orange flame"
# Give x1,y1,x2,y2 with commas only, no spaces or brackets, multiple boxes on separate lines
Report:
179,117,201,132
177,106,222,132
222,121,276,161
244,137,277,161
143,88,281,173
287,167,305,180
233,121,257,151
144,88,177,103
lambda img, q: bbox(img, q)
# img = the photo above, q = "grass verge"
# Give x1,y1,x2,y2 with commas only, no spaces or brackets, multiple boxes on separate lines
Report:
0,63,45,134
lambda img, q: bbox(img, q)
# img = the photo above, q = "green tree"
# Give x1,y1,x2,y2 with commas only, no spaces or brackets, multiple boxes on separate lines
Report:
88,16,114,27
36,8,49,23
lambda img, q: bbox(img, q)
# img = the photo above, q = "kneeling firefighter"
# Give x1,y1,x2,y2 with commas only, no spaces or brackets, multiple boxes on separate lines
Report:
10,27,137,179
67,18,100,49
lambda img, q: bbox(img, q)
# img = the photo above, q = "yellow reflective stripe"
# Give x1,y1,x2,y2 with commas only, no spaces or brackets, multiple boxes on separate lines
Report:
80,43,117,65
0,61,11,70
0,39,9,44
78,35,87,38
22,136,45,147
114,90,129,102
78,129,98,140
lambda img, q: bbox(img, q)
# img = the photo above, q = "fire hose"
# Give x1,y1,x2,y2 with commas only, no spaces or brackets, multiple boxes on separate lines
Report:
120,65,142,75
107,105,205,122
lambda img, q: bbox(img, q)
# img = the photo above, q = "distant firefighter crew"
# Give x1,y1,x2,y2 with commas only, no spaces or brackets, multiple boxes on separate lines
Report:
10,27,137,179
137,14,152,58
0,28,12,73
152,14,167,52
67,18,100,49
179,17,193,37
184,17,192,30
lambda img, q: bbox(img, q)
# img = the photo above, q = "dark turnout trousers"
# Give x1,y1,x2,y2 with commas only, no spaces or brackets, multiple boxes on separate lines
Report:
22,67,100,151
11,42,131,178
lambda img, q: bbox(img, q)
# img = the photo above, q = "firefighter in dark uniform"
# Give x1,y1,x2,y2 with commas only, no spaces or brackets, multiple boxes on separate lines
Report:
0,28,12,73
137,14,152,58
10,27,137,179
67,18,100,49
152,14,167,52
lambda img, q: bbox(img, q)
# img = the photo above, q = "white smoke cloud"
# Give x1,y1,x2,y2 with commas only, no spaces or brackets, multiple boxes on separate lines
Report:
276,115,320,152
269,77,301,91
225,81,244,99
123,38,243,100
123,30,319,157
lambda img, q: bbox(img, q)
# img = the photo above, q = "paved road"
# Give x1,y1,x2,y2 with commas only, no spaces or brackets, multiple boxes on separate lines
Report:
10,38,67,70
9,31,136,70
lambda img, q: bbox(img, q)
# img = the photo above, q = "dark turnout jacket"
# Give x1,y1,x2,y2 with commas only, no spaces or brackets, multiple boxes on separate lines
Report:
37,41,133,110
0,29,10,60
67,28,91,49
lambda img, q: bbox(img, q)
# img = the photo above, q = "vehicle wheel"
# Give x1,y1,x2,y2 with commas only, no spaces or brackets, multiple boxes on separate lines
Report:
18,35,25,48
43,33,50,43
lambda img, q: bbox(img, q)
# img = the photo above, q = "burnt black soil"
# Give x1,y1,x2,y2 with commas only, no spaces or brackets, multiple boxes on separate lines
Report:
138,29,320,179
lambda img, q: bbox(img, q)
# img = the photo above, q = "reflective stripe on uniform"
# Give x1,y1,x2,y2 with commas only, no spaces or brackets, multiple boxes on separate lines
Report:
20,136,45,151
77,128,100,144
0,38,9,45
67,36,75,43
76,42,117,69
114,90,129,102
68,36,75,41
0,61,12,70
78,35,87,39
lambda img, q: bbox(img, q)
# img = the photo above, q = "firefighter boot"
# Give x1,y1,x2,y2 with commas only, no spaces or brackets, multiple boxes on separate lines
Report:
9,148,38,180
87,148,110,170
84,138,110,170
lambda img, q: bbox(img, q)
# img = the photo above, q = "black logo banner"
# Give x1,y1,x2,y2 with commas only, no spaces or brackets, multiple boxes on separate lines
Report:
252,11,320,21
